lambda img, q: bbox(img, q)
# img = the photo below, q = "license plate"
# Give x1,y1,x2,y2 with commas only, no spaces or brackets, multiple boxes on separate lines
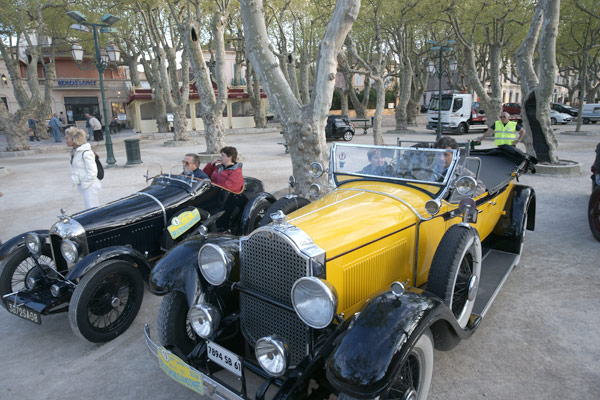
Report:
207,340,243,377
158,347,205,396
4,300,41,324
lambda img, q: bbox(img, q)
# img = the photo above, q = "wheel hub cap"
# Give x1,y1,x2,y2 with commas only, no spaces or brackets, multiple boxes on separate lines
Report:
467,275,479,301
111,297,121,308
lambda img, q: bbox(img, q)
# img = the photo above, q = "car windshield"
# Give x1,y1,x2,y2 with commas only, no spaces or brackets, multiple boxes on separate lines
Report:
428,95,453,111
150,166,210,193
331,143,460,186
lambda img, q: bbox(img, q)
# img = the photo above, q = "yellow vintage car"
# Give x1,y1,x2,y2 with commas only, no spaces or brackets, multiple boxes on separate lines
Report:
144,141,537,399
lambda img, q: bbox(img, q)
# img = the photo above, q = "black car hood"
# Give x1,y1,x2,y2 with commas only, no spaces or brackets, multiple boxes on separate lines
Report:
71,183,195,233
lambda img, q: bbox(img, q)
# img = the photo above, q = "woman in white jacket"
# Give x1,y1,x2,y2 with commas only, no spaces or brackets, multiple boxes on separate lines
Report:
65,127,102,209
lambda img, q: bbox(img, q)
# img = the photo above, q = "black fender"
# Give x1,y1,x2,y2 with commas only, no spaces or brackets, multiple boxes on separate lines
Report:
65,245,153,282
0,230,49,262
149,234,240,308
239,191,276,234
485,184,536,253
326,288,477,398
149,235,208,302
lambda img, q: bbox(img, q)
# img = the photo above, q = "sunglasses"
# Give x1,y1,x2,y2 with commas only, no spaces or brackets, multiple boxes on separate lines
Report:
182,160,191,165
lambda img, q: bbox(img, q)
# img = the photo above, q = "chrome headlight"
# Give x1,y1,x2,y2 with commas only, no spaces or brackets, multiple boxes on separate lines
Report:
455,176,477,196
25,233,41,255
308,162,324,178
425,199,441,216
188,303,221,338
255,335,289,377
308,184,321,198
198,244,233,286
291,277,337,329
60,239,79,263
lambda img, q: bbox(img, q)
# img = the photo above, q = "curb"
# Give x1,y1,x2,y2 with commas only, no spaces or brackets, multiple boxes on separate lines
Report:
560,130,600,136
535,160,582,176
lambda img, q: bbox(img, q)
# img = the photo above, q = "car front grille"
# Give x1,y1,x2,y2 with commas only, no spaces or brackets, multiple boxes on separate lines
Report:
49,234,68,274
240,229,311,367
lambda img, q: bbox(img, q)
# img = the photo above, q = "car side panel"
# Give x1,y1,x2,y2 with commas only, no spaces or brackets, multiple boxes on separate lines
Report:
327,226,417,317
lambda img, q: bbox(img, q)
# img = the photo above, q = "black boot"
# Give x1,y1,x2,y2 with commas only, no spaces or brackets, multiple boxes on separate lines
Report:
35,137,40,141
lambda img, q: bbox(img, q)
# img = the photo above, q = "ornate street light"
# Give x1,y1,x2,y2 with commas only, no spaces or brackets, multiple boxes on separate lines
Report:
427,40,457,140
67,11,121,166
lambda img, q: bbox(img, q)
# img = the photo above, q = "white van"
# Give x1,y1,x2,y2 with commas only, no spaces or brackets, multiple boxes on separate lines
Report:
582,103,600,124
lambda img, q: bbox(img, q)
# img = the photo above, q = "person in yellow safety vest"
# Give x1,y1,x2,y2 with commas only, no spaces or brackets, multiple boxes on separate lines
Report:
478,112,526,146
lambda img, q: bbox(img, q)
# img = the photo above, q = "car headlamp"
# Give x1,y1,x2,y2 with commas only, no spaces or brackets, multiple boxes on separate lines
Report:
291,277,337,329
25,233,41,255
308,162,324,178
455,176,477,196
60,239,79,263
425,199,441,216
255,335,289,377
198,244,232,286
308,184,321,198
188,303,221,338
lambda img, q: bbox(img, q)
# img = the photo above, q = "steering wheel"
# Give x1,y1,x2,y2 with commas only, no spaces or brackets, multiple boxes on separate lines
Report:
406,167,443,182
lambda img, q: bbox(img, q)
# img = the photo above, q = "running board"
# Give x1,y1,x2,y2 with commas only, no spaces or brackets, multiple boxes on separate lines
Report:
472,248,519,318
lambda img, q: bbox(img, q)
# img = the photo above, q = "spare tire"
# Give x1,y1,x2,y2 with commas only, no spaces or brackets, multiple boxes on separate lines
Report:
259,196,310,226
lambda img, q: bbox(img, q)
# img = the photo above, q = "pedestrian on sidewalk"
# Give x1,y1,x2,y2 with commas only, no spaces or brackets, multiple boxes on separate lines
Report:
49,113,62,142
27,118,40,141
65,127,102,209
85,113,93,140
86,113,103,141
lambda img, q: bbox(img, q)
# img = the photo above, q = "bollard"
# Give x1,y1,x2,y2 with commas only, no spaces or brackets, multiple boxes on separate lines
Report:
124,138,143,165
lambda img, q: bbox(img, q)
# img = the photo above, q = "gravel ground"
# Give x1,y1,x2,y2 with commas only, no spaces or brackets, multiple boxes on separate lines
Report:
0,119,599,400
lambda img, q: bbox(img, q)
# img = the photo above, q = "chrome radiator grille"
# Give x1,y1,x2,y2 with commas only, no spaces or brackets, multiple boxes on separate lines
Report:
240,229,311,366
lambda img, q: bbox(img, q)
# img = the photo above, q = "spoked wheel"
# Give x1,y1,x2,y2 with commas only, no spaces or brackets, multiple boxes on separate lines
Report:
589,186,600,242
428,225,482,328
380,329,434,400
157,291,199,358
0,245,55,304
69,260,144,342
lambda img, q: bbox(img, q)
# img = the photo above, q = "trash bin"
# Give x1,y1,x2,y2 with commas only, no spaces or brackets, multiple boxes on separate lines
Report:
124,139,143,166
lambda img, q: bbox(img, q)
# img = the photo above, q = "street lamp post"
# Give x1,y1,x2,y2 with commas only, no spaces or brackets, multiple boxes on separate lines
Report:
427,40,457,140
67,11,120,166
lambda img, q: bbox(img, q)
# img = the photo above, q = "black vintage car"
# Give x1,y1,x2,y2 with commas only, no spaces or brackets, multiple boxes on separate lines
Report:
325,115,355,141
0,171,274,342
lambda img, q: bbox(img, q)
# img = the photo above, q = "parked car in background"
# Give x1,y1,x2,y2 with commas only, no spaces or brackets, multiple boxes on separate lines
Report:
144,141,537,400
551,103,578,117
582,103,600,124
0,170,273,342
502,103,521,115
550,110,572,125
325,115,355,141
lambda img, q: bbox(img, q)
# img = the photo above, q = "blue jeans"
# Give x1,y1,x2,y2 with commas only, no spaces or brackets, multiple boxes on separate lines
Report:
51,127,61,142
87,127,93,140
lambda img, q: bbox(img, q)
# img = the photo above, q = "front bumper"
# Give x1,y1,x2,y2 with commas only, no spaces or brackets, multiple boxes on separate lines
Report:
144,324,245,400
2,285,70,323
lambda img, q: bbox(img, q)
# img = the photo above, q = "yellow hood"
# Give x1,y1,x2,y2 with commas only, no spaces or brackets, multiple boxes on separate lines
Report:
286,182,433,260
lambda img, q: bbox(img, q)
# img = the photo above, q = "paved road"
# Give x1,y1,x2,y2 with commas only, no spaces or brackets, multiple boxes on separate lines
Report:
0,121,599,399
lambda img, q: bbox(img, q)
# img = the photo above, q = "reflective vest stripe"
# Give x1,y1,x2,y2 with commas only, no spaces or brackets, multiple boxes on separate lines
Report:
494,120,517,145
